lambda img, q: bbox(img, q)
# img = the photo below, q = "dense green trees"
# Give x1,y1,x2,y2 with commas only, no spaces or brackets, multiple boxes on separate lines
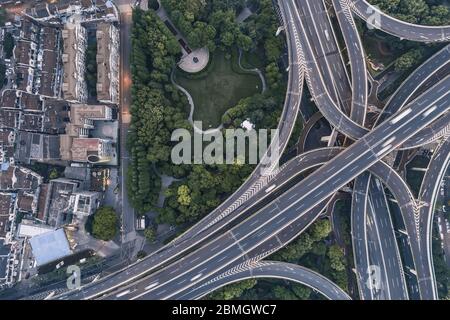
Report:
0,63,5,89
394,48,424,71
92,207,118,241
0,8,6,27
328,245,346,272
272,283,312,300
158,163,253,225
265,62,282,90
49,168,59,180
161,0,283,58
3,32,14,59
270,219,332,263
209,279,257,300
206,219,338,300
144,226,158,243
128,0,289,225
85,42,97,97
370,0,450,25
269,218,350,294
364,1,450,79
247,0,284,62
162,0,251,52
432,223,450,298
128,9,190,214
222,94,281,129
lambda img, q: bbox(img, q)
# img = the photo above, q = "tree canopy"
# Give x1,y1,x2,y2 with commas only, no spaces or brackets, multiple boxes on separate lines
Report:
370,0,450,25
128,1,288,225
92,207,118,241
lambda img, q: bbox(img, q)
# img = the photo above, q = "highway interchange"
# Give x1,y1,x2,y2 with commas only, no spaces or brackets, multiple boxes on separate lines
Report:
51,0,450,300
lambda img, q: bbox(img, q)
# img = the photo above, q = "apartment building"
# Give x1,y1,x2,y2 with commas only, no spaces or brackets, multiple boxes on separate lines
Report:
96,22,119,104
61,21,87,103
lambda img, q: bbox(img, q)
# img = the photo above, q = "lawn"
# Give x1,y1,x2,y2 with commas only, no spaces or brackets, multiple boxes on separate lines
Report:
174,50,262,128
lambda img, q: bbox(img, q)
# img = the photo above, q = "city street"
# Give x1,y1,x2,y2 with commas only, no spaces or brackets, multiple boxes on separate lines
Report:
1,0,447,301
116,1,144,261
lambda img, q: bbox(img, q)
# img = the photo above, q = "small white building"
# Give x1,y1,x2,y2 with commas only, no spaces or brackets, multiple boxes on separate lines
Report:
241,119,255,131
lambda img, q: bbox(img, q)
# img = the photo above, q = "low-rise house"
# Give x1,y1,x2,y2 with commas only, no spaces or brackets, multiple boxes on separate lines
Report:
61,22,87,103
40,178,101,228
0,164,42,191
16,190,38,215
0,109,20,129
13,65,34,93
71,191,100,217
16,220,53,238
14,131,61,164
0,129,15,147
40,178,79,229
60,104,114,164
0,193,16,243
18,19,40,43
20,92,44,112
59,136,113,165
14,40,37,68
96,22,119,104
1,91,20,110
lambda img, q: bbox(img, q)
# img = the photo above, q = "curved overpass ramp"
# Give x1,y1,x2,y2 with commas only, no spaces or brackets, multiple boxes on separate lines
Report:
178,261,351,300
349,0,450,42
417,136,450,299
376,45,450,126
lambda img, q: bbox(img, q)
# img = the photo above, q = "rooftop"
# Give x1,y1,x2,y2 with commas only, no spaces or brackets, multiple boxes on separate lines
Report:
70,138,101,162
17,190,36,214
17,221,53,238
39,50,58,97
14,65,33,92
20,113,43,132
40,27,59,51
0,129,15,146
61,23,86,102
0,165,42,191
45,178,79,228
29,228,72,266
0,193,14,239
1,91,20,110
14,41,36,67
96,22,119,103
19,19,40,42
42,100,70,134
0,109,20,128
36,184,49,222
70,104,112,125
20,92,43,111
15,131,61,164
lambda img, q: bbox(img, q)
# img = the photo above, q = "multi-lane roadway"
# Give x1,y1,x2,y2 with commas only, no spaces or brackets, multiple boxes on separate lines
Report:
49,0,450,301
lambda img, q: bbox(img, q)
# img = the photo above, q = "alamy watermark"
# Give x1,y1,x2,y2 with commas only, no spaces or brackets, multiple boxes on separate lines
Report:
171,121,280,175
66,265,81,290
365,265,382,291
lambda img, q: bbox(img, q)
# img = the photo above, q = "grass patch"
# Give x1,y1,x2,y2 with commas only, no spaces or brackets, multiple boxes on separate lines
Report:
174,50,261,128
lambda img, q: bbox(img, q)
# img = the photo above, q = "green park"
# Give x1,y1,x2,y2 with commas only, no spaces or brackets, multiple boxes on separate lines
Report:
174,50,262,128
